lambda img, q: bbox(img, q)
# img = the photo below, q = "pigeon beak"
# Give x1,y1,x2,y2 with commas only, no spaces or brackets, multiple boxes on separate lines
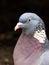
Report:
14,22,24,31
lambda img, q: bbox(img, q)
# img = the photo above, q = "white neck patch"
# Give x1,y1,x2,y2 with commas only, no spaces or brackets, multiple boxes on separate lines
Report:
33,30,46,43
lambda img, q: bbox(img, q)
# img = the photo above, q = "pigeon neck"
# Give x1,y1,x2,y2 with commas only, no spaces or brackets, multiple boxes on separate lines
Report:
33,30,47,43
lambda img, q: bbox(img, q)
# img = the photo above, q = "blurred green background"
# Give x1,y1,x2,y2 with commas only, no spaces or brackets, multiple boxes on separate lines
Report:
0,0,49,65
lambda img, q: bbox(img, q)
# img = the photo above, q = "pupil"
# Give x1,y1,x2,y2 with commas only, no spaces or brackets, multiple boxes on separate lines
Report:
29,19,30,21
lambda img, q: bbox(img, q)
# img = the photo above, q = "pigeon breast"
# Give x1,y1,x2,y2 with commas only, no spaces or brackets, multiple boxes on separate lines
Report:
13,33,44,65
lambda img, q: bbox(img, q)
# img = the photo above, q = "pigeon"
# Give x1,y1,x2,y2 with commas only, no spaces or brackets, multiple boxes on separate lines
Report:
13,13,49,65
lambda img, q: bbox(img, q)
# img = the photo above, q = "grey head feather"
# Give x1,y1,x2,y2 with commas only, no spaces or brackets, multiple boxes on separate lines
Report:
19,13,45,35
19,13,42,23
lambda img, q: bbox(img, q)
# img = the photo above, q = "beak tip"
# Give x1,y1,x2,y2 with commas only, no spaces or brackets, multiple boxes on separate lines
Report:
14,26,16,31
14,28,16,31
14,25,20,31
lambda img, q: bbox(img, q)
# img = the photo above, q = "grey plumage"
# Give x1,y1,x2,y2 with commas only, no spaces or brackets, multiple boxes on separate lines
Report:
13,12,49,65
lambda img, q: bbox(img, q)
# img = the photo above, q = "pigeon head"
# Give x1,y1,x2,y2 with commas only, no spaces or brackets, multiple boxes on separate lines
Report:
14,13,45,34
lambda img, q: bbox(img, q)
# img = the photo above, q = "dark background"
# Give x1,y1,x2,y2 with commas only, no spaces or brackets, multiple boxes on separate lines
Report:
0,0,49,65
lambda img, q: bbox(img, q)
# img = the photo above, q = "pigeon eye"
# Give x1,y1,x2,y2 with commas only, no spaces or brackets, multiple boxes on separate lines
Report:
28,18,31,22
29,19,30,21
